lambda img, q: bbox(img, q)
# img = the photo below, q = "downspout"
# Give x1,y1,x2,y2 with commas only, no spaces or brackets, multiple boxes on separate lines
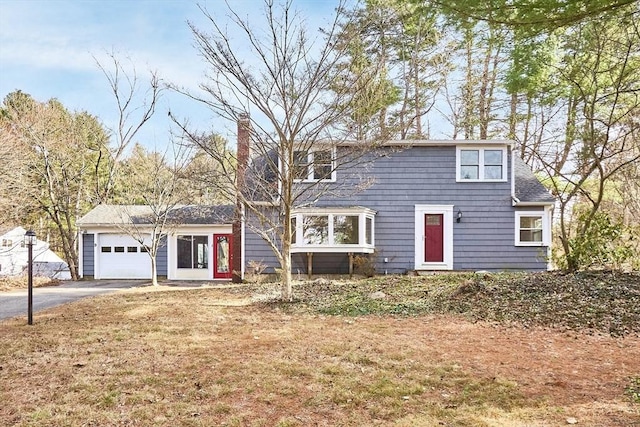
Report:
77,229,83,279
545,204,553,271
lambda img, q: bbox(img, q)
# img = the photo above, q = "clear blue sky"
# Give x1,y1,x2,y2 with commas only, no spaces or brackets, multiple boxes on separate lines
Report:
0,0,341,150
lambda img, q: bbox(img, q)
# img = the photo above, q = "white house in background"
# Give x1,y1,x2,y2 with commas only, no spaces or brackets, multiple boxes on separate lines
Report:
0,226,71,280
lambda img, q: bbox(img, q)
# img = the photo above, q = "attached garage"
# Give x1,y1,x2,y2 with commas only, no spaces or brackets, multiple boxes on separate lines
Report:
96,233,152,279
77,204,235,281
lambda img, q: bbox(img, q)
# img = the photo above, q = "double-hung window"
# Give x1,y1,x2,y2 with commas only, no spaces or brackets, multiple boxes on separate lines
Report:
457,147,507,181
515,211,549,246
293,148,335,181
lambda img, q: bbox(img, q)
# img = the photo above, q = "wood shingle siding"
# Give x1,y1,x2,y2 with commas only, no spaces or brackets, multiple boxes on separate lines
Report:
244,144,551,274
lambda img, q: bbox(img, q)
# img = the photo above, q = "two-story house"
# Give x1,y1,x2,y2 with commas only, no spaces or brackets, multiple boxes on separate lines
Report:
243,138,555,277
77,124,554,280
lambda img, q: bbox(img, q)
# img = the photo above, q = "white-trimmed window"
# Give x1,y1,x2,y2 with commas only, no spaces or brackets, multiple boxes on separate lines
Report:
457,147,507,181
293,148,335,182
291,207,375,253
515,211,550,246
177,235,209,269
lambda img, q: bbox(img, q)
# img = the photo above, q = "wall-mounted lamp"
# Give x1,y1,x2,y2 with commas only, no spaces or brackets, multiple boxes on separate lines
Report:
456,209,463,223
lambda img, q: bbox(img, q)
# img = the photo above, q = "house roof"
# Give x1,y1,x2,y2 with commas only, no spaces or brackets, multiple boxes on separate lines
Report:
377,139,515,147
323,139,516,148
167,205,236,224
513,156,555,204
0,225,23,237
77,204,236,227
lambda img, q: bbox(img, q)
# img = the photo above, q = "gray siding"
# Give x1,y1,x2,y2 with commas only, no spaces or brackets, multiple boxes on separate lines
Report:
244,146,550,274
292,253,353,275
157,236,168,276
245,211,281,273
82,234,94,277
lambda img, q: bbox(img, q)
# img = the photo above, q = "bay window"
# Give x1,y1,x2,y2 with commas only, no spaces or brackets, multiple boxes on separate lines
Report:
291,207,376,253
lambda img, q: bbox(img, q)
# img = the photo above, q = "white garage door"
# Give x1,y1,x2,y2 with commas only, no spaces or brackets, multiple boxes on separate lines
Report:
97,234,152,279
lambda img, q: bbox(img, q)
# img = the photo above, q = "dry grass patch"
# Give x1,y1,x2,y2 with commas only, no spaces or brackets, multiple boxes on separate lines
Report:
0,275,58,292
1,284,638,426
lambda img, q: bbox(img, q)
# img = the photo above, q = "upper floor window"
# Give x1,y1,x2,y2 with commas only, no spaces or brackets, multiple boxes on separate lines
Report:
293,148,335,182
456,147,507,182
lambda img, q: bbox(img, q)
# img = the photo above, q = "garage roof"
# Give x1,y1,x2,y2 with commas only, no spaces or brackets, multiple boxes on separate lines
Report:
77,204,236,226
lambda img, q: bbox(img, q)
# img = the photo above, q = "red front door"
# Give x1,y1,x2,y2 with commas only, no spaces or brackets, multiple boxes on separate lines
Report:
213,234,233,279
424,214,444,262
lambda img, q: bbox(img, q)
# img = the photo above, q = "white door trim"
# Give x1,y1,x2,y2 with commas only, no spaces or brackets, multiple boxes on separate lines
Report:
414,205,454,270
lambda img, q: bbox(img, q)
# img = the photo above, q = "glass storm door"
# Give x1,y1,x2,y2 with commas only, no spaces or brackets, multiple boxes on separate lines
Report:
424,214,444,262
213,234,233,279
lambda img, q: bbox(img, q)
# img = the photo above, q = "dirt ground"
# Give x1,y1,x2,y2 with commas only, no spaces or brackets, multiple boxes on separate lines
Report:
394,315,640,423
237,309,640,425
1,286,638,426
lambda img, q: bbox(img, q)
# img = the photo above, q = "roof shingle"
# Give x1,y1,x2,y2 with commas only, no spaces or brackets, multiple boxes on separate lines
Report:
77,204,236,226
513,156,555,204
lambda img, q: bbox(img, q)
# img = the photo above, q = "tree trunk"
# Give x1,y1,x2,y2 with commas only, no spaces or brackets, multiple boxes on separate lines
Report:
509,91,517,140
463,26,474,139
150,254,158,286
280,245,293,302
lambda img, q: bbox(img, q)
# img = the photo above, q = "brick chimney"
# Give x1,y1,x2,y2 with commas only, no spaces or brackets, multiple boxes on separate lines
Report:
232,114,250,283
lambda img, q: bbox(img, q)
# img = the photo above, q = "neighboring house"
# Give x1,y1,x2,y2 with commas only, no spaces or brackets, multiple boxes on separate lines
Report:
76,205,235,280
0,226,71,280
77,136,554,280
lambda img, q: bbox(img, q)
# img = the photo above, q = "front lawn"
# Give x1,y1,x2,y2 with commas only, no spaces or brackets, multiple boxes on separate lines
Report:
1,272,638,426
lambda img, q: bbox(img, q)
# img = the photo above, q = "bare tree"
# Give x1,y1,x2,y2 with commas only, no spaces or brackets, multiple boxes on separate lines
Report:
0,113,36,225
94,51,163,204
171,0,386,300
112,143,199,286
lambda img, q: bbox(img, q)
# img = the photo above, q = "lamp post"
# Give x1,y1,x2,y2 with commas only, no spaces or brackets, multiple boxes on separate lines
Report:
24,229,36,325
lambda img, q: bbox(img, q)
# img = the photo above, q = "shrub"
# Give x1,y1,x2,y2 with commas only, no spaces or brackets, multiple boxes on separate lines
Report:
353,253,376,277
558,210,635,271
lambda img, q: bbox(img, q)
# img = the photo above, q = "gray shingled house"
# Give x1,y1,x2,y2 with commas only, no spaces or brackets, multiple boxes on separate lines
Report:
243,139,555,276
77,139,554,280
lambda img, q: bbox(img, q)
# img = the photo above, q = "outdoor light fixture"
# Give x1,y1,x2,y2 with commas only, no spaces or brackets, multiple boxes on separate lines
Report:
24,229,36,325
456,209,463,223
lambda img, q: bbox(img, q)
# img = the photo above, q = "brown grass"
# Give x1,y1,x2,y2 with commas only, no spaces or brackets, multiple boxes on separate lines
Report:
1,285,638,426
0,275,59,292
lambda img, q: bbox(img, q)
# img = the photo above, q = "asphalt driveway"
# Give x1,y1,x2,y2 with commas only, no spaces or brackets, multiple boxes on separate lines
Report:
0,280,149,322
